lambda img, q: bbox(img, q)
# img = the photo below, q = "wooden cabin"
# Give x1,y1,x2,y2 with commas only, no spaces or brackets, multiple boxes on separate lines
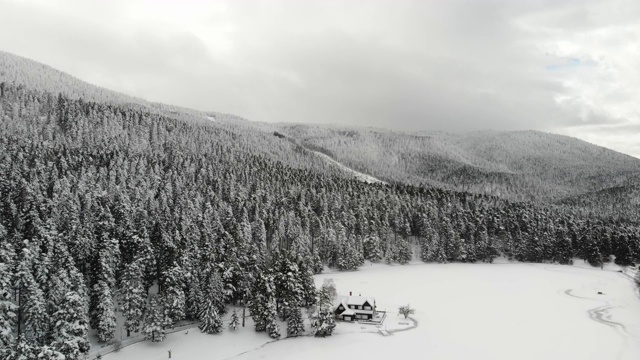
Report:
334,295,376,321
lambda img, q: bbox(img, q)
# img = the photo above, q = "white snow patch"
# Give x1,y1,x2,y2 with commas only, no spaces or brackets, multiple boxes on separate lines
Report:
311,150,385,184
106,262,640,360
206,115,216,122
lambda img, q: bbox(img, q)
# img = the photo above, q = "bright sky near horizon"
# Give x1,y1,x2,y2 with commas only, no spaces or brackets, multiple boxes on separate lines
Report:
1,0,639,158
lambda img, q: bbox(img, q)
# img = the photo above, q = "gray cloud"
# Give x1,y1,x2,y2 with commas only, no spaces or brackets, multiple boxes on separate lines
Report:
0,0,638,158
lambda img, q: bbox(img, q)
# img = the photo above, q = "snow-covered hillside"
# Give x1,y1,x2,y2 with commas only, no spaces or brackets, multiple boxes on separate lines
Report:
310,150,386,184
279,124,640,203
106,261,640,360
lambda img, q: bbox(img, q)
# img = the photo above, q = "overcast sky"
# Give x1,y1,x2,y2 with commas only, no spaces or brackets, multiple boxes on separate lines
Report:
1,0,639,158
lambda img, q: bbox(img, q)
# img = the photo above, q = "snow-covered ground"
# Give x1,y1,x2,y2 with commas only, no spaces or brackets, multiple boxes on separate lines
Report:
106,261,640,360
310,150,386,184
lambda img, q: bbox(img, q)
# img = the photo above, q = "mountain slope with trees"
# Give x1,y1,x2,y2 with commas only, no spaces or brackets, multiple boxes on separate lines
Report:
278,124,640,204
0,52,639,359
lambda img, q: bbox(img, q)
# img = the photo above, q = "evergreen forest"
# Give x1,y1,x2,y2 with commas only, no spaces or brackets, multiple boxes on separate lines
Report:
1,55,639,359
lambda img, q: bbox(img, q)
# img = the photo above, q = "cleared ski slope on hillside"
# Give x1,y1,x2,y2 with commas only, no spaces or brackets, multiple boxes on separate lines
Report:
310,150,386,184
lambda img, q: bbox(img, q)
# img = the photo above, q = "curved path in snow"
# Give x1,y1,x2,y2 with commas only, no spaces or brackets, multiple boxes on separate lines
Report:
562,289,630,360
563,289,629,335
542,265,633,360
385,316,418,335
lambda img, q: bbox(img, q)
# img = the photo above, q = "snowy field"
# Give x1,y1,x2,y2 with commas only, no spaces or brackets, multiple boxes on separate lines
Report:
106,261,640,360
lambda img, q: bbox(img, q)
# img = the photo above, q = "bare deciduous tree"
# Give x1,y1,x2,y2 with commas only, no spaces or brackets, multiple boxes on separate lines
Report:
398,304,415,319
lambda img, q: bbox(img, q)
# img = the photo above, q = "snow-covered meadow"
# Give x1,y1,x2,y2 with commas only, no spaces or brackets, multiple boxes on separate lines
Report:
106,261,640,360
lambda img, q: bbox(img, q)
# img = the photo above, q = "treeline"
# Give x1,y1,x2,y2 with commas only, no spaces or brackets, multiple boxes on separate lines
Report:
0,82,639,359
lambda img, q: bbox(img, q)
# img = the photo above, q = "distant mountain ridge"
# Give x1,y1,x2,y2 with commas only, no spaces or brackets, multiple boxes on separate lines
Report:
3,50,639,208
0,50,223,125
277,124,640,203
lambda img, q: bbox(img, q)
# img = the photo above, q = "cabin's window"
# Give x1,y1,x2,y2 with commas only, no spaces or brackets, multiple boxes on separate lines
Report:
364,306,371,310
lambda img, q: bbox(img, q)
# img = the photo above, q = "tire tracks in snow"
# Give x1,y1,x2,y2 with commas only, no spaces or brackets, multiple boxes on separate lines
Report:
563,289,628,334
541,265,632,360
223,316,418,359
562,289,630,360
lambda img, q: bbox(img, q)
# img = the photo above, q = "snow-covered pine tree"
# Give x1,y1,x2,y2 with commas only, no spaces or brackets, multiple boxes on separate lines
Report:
266,317,280,339
394,237,413,264
553,226,573,265
317,279,336,308
15,334,36,360
251,216,267,253
336,234,363,271
311,307,336,337
249,273,275,332
363,234,383,262
121,258,146,337
296,256,317,308
273,250,302,318
286,305,304,337
202,270,225,315
233,210,255,304
263,295,280,339
50,290,91,360
310,249,323,274
446,226,463,261
198,297,223,334
43,241,91,359
0,241,17,360
13,245,47,346
186,276,204,321
161,265,186,326
229,309,240,330
465,232,478,263
429,238,447,263
36,345,65,360
614,233,633,266
89,233,119,332
473,225,486,261
525,233,544,263
94,219,121,290
142,296,166,342
311,281,336,337
23,273,47,345
93,280,116,343
219,232,239,303
511,227,525,261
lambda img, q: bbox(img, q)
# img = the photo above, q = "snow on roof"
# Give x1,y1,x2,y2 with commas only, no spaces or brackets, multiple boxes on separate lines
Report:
336,295,375,307
346,296,375,306
341,308,356,316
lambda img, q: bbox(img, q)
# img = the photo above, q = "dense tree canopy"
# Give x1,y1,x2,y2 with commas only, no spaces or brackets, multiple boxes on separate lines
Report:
0,76,639,357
